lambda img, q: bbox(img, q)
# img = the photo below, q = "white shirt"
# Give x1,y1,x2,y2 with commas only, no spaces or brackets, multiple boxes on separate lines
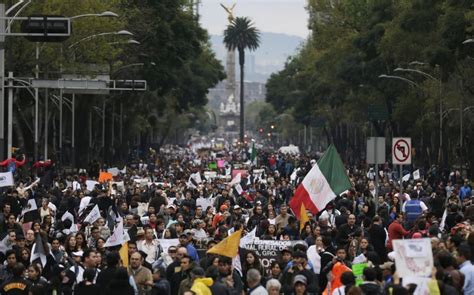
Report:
137,239,161,264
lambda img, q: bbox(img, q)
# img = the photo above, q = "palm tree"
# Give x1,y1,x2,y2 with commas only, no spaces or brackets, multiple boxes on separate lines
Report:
223,17,260,143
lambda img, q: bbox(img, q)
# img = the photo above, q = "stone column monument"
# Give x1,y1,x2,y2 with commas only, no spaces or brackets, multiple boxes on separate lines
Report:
218,3,240,135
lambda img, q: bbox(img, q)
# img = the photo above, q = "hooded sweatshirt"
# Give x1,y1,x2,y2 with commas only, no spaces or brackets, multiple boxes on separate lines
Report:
191,277,213,295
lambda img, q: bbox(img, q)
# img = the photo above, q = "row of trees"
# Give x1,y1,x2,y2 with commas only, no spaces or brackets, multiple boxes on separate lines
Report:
7,0,225,165
265,0,474,174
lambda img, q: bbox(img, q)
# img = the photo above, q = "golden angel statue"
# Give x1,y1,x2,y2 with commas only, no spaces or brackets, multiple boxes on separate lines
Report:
220,3,236,23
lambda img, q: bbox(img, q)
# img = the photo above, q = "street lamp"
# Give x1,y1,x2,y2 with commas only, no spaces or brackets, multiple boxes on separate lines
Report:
108,39,140,45
462,39,474,44
393,65,443,165
378,74,422,88
70,11,119,19
68,30,133,49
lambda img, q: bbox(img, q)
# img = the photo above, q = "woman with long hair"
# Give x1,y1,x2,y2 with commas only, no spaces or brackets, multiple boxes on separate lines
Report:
75,232,88,251
64,234,77,256
300,223,312,241
31,221,42,234
266,261,282,281
41,215,53,236
19,247,31,267
261,224,278,240
26,264,49,288
242,251,264,288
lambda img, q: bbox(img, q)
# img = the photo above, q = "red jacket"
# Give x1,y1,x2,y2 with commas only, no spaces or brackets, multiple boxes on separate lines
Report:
387,220,410,250
32,160,52,168
0,157,26,167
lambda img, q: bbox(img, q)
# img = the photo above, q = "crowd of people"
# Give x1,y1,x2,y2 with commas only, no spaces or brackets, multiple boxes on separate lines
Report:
0,146,472,295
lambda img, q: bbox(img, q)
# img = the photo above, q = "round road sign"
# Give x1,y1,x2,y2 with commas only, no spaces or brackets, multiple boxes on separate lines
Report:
393,138,410,164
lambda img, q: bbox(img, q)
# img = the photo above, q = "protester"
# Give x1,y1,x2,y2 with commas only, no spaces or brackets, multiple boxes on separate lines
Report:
0,141,470,295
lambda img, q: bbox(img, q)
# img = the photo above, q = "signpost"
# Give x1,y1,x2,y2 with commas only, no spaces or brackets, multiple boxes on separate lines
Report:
392,137,412,201
366,137,385,198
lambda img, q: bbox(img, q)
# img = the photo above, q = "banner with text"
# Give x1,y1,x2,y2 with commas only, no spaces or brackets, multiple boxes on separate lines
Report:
241,240,306,273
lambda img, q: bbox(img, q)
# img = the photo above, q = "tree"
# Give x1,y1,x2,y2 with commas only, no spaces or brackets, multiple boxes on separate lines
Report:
223,16,261,143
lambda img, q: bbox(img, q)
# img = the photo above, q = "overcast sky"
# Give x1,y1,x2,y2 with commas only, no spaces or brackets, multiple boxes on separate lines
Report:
199,0,309,38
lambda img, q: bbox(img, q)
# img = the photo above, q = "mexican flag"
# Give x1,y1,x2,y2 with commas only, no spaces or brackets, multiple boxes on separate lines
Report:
249,141,257,166
289,145,351,219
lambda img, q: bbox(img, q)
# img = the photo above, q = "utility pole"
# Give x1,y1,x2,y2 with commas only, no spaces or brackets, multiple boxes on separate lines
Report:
0,2,5,159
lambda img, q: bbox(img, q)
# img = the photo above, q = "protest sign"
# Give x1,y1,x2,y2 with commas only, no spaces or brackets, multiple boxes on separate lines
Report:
83,205,101,224
158,239,179,254
203,171,217,180
86,180,99,191
0,172,14,187
232,169,248,179
196,197,212,210
352,263,368,286
98,172,113,183
393,238,433,278
217,160,225,168
241,240,306,273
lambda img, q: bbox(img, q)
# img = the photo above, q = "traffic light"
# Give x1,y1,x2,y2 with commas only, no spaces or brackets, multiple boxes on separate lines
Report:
259,128,263,133
111,80,147,91
21,15,70,42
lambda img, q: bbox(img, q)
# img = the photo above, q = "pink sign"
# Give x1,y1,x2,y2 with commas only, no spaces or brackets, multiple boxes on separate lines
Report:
232,169,247,178
217,160,225,168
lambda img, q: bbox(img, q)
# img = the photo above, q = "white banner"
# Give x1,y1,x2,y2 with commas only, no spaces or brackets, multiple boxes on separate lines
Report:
241,240,306,273
21,199,37,216
107,167,120,176
105,218,125,247
0,172,14,187
203,171,217,180
83,205,101,224
86,180,99,192
157,239,179,254
413,169,421,180
78,197,92,216
196,197,212,210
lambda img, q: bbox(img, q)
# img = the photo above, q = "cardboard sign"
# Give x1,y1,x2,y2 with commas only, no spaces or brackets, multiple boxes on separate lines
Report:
393,238,433,278
98,172,113,183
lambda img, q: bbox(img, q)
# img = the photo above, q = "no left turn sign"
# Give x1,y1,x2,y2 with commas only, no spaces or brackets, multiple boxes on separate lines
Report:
392,137,411,165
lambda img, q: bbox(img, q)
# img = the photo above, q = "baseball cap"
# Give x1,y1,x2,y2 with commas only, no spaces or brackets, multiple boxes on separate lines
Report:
220,204,228,212
293,274,307,286
191,267,205,277
233,205,241,210
183,229,193,236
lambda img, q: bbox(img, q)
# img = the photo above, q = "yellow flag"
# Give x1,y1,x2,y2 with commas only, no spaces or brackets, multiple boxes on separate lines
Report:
300,203,310,232
119,242,129,267
207,229,242,258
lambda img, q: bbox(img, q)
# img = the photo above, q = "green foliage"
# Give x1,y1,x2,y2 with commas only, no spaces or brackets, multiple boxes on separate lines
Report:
266,0,474,171
7,0,224,163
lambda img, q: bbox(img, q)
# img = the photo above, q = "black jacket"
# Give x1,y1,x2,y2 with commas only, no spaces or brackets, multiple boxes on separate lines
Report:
73,283,101,295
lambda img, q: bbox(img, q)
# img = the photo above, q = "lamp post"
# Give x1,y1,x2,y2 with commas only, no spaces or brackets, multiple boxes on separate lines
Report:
393,65,443,165
110,61,152,161
34,11,119,162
